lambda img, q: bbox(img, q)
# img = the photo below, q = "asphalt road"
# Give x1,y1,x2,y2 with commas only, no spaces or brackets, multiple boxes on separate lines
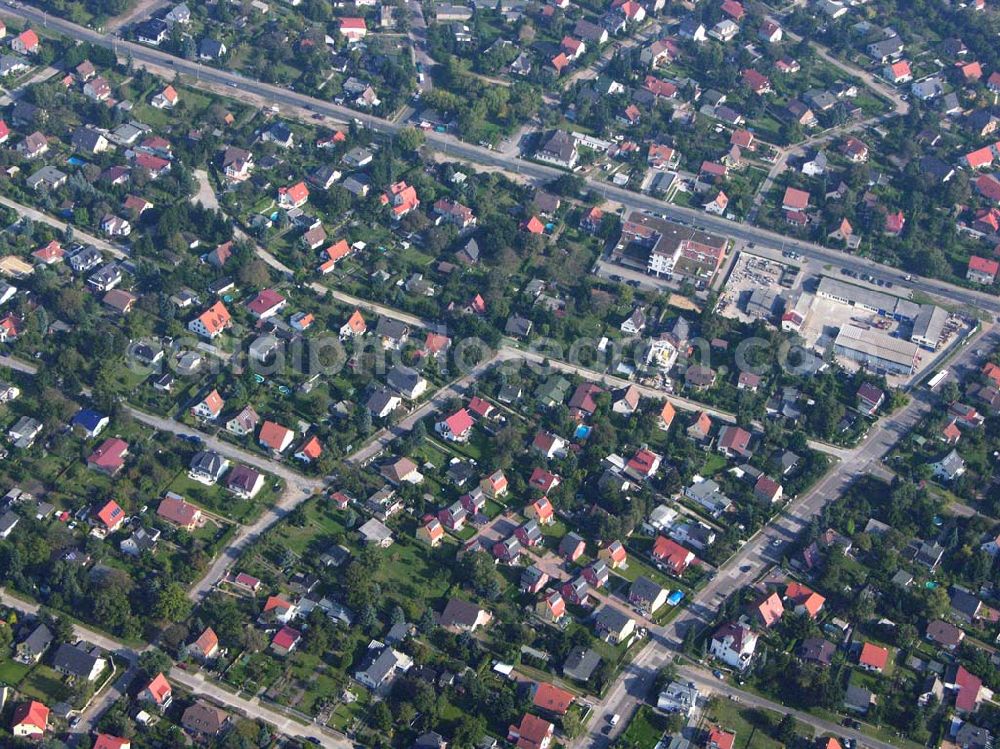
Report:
2,2,999,323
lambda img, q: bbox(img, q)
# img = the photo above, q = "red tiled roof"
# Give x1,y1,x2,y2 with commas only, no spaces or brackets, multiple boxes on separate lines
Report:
247,288,285,315
12,700,49,732
443,408,474,436
88,438,128,471
756,591,784,627
969,254,1000,276
158,495,201,527
259,420,293,450
859,642,889,670
532,682,574,714
782,186,810,210
272,625,301,650
96,500,124,530
193,627,219,656
94,735,131,749
144,673,171,705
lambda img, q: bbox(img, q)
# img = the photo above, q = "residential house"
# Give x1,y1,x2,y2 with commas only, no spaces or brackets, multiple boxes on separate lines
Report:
710,621,758,670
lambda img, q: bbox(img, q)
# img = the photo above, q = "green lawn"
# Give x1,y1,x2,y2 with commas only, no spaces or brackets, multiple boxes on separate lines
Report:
619,705,670,749
0,659,32,685
18,664,72,705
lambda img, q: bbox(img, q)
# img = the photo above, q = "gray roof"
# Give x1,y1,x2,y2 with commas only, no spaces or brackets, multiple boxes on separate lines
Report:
629,575,664,604
844,683,873,712
52,642,103,678
955,724,993,749
366,387,399,415
190,450,227,478
386,364,424,395
71,127,106,153
911,304,948,344
19,623,53,655
949,587,981,618
440,597,486,628
505,314,533,337
0,510,18,535
562,646,601,681
594,605,632,633
375,317,409,341
358,646,399,685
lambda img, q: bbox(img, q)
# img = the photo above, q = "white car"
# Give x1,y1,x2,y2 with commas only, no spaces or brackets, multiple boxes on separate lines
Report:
609,714,620,727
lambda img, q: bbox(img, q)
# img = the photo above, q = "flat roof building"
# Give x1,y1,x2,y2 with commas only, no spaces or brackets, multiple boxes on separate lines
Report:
834,325,919,375
817,276,920,321
910,304,949,350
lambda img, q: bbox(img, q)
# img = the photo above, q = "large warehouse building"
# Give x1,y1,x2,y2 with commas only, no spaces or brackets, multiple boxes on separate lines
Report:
816,276,921,320
817,276,949,350
833,325,919,375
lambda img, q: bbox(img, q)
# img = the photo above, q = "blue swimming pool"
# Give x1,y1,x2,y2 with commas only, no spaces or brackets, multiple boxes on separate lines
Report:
575,424,592,440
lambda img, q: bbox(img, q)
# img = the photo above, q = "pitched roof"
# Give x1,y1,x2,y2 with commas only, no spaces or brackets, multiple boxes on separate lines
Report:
442,408,474,436
756,591,784,627
193,301,232,335
532,682,574,714
859,642,889,670
144,673,171,704
96,499,125,530
157,495,201,526
12,700,49,731
259,420,293,450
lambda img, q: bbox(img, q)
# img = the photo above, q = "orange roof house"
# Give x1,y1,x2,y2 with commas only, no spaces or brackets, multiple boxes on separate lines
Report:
532,682,574,714
523,216,545,234
659,400,676,430
782,186,810,212
526,496,555,524
859,642,889,672
786,582,825,618
192,388,225,420
94,735,132,749
13,29,40,54
278,181,310,209
418,517,445,546
96,499,126,532
33,240,64,264
191,627,220,660
11,700,49,738
319,239,352,273
294,435,322,463
188,301,232,339
259,420,294,453
140,673,173,708
756,591,784,628
380,181,420,218
965,146,994,170
599,540,628,569
536,590,566,622
341,309,367,337
708,727,735,749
